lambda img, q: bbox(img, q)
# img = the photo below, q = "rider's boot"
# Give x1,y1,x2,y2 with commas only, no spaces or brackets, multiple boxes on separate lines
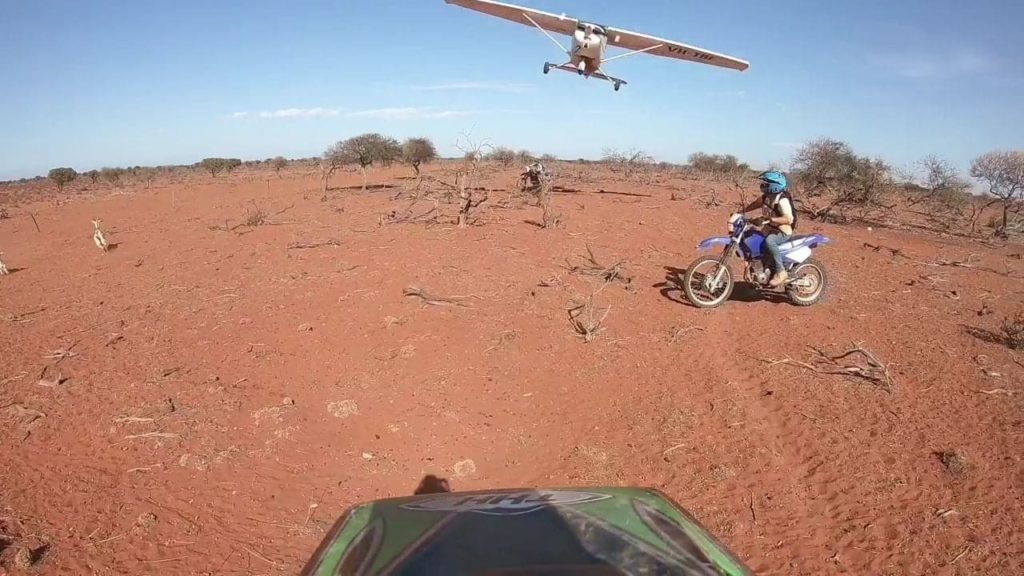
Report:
768,270,789,288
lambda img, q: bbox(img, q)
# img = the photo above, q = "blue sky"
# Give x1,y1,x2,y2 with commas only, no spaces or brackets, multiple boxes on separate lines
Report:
1,0,1022,180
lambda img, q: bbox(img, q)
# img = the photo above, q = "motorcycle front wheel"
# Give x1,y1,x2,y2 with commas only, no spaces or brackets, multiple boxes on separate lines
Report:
682,256,734,309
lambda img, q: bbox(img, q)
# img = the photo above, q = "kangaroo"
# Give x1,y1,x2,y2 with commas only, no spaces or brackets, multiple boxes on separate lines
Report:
92,219,109,253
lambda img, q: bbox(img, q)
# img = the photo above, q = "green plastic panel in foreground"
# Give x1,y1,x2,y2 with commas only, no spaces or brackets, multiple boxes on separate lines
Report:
301,487,753,575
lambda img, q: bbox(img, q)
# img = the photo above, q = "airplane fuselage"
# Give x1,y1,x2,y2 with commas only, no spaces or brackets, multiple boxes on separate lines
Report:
569,24,607,76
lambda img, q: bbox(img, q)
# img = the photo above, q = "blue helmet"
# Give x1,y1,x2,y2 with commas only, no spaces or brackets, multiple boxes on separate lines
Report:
758,171,788,195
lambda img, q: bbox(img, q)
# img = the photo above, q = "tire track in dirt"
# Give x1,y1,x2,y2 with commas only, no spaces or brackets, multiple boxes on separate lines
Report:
584,288,848,575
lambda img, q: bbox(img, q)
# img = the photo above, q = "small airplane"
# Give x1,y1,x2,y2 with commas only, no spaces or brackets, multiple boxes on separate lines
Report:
444,0,749,91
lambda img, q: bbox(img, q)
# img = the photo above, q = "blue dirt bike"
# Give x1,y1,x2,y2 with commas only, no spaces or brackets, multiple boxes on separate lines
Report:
683,213,831,308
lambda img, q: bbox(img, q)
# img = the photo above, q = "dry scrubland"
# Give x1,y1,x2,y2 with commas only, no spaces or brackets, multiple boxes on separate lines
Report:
1,149,1023,575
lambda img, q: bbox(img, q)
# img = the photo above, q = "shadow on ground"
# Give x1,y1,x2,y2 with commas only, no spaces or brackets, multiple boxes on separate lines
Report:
655,265,788,307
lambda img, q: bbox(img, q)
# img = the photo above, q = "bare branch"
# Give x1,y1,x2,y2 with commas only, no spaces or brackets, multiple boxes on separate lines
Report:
758,342,895,392
567,296,610,343
564,245,632,290
403,286,472,307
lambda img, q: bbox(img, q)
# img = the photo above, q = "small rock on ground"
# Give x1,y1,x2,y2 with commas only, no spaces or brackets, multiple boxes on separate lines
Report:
328,400,359,419
454,459,477,478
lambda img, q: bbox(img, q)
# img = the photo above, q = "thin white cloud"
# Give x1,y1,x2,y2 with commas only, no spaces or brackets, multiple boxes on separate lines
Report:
414,81,535,93
772,142,801,149
258,107,340,119
880,49,994,79
227,107,340,119
345,107,478,120
705,90,747,99
228,106,477,121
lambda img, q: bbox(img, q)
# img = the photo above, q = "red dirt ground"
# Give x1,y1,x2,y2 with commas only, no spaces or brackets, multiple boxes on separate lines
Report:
1,164,1022,575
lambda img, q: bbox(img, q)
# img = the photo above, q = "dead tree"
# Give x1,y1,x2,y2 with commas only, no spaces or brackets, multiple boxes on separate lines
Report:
454,131,492,227
458,187,488,227
792,138,896,223
970,151,1024,236
318,156,342,200
537,180,561,228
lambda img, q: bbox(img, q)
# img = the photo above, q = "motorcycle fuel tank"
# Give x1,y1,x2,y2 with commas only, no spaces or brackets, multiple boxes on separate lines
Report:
742,232,765,258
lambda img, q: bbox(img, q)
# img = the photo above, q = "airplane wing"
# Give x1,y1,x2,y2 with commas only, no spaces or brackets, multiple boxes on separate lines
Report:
605,27,749,72
445,0,578,37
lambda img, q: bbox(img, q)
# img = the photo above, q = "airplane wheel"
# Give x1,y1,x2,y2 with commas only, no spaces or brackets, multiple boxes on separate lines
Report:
543,63,550,74
614,82,621,92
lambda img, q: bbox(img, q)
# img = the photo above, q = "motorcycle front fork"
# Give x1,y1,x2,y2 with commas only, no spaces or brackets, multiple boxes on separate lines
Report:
709,243,737,287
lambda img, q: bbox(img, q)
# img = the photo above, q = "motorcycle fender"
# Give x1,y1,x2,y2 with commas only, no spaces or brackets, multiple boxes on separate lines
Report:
697,236,731,251
782,246,812,264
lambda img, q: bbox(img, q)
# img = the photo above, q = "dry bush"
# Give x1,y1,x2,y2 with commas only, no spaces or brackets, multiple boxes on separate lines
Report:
898,155,972,228
564,245,631,290
567,296,610,343
242,201,268,227
514,149,534,166
970,150,1024,236
601,147,655,183
656,161,684,177
487,147,516,167
326,133,401,189
559,162,598,186
935,450,968,476
401,138,437,176
270,156,288,175
908,156,970,206
317,154,344,198
453,132,492,227
100,167,126,188
457,184,488,227
687,152,750,182
136,167,158,188
84,170,100,185
199,158,228,177
791,138,895,223
1001,310,1024,350
47,168,77,192
536,180,560,229
379,198,440,227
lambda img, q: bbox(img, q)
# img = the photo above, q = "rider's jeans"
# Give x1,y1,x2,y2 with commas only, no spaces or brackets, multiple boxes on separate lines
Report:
764,232,791,274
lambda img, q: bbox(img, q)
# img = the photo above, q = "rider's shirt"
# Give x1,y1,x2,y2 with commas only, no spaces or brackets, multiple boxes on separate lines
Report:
762,196,795,236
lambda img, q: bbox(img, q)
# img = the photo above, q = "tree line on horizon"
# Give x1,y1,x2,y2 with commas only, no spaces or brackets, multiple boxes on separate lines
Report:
17,132,1024,237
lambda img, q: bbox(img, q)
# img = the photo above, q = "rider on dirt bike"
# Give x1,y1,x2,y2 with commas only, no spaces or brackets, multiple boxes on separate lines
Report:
741,171,796,287
519,161,547,190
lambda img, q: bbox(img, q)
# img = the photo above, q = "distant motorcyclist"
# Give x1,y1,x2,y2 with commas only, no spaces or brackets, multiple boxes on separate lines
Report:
519,161,547,191
741,171,796,287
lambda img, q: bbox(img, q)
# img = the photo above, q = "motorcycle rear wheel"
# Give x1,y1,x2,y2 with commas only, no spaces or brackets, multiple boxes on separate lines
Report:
786,258,828,306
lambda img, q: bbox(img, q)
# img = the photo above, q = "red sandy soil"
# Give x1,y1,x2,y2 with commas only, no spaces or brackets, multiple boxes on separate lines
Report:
1,164,1022,575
